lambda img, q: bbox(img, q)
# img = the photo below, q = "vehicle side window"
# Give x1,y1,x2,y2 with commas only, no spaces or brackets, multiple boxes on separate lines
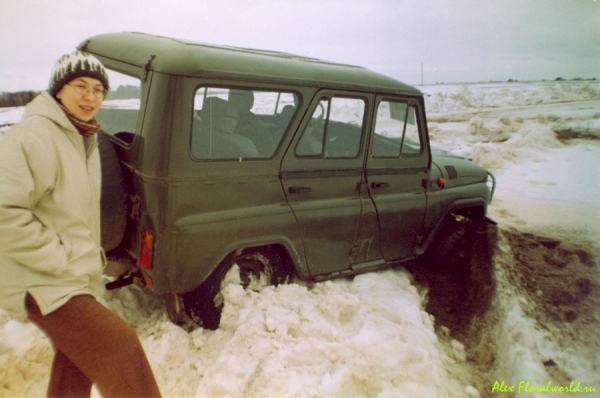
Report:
95,70,142,145
372,101,423,157
191,87,297,160
296,96,365,158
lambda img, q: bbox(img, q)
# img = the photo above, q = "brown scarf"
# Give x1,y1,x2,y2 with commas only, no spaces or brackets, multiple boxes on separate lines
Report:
59,103,101,138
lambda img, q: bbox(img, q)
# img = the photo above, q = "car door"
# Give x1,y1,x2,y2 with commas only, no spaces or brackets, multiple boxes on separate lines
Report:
366,97,430,261
280,92,383,277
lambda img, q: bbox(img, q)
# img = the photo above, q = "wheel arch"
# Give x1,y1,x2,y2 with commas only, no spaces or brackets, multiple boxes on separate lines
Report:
418,197,488,257
176,240,296,329
211,237,302,283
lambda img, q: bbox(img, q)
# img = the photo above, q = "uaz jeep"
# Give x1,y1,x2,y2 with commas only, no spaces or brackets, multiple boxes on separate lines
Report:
87,32,496,329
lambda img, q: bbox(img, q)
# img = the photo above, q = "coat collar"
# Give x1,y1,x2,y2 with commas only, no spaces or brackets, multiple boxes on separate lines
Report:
23,92,98,158
23,91,79,136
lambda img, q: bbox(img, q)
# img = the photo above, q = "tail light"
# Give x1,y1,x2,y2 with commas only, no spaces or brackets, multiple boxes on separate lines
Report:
138,230,154,270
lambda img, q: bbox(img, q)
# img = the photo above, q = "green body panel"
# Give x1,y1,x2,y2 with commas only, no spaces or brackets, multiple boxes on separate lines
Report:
81,33,494,296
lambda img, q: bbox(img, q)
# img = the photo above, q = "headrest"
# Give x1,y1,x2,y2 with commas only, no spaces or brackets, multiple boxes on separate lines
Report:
228,89,254,112
200,97,238,134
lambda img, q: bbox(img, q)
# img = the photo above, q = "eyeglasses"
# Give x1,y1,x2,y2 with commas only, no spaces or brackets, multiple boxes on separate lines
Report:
67,83,107,99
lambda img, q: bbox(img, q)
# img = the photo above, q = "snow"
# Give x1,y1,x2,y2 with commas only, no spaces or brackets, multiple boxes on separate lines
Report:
1,79,599,397
0,107,24,131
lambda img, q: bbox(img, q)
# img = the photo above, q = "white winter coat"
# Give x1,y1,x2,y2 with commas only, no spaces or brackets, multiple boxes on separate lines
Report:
0,91,104,317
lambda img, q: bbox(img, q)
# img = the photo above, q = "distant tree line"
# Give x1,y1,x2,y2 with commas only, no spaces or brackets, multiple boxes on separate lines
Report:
0,85,140,108
0,90,41,108
108,85,141,100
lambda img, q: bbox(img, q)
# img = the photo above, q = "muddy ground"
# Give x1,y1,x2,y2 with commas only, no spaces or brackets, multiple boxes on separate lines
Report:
407,223,600,397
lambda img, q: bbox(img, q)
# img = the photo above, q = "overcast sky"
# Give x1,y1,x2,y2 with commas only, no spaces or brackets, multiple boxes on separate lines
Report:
1,0,598,92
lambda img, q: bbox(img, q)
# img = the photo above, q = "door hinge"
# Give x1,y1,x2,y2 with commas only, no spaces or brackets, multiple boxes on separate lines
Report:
143,54,156,81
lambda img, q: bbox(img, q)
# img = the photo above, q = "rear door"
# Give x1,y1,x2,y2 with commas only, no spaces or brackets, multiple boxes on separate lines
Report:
366,97,430,261
280,91,383,277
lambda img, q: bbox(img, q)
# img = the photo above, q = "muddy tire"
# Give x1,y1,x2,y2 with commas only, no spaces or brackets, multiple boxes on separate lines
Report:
408,220,497,333
428,217,470,271
98,131,129,251
182,247,292,330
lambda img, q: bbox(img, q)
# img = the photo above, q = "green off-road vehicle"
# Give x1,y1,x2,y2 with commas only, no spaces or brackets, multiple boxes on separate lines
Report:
89,32,496,329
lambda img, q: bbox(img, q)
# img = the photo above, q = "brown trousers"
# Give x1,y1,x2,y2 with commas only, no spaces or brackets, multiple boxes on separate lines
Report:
26,293,161,398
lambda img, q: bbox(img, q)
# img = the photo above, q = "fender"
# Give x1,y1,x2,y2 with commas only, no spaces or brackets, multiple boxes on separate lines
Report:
209,234,308,281
417,197,488,256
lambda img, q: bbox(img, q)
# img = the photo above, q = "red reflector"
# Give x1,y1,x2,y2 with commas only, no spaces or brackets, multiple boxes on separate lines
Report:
139,230,154,270
144,276,153,289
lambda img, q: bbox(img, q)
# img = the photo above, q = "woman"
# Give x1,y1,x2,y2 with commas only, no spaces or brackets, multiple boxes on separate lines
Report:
0,51,161,397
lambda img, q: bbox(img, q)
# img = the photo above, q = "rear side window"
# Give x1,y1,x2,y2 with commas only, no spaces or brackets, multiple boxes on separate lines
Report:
95,70,142,145
372,100,423,157
296,96,365,158
191,87,298,160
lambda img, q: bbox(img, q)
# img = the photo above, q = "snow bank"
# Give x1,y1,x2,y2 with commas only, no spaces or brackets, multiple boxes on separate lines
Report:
0,107,25,138
0,311,51,397
201,273,452,397
423,80,600,114
98,270,471,397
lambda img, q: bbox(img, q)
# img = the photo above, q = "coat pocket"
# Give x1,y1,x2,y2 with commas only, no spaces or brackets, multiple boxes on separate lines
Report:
57,232,73,260
100,248,107,267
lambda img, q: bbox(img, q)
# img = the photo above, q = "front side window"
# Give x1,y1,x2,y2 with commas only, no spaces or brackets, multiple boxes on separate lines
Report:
191,87,298,160
372,100,422,157
95,70,142,145
296,96,365,158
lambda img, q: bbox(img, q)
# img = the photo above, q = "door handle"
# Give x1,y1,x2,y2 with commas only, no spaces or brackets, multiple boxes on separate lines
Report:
288,186,312,194
370,182,390,189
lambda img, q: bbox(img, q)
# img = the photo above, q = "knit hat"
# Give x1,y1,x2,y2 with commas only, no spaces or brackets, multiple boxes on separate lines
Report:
48,51,110,98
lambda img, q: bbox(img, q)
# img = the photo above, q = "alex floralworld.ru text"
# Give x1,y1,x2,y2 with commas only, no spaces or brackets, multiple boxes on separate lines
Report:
492,380,596,394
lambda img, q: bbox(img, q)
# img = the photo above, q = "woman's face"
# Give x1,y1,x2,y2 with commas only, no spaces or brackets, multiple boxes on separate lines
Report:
56,76,105,121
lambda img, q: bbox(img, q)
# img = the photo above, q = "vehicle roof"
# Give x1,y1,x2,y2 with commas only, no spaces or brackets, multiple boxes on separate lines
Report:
79,32,421,96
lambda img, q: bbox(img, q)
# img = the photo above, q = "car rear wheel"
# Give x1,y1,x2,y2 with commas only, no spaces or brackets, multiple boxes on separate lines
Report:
182,247,291,330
